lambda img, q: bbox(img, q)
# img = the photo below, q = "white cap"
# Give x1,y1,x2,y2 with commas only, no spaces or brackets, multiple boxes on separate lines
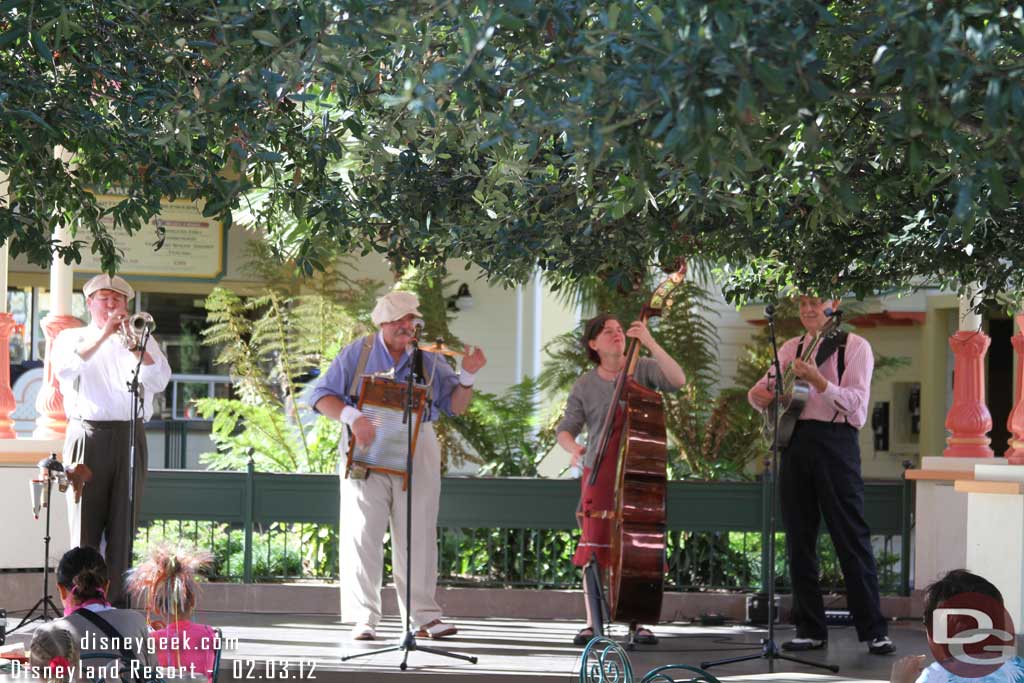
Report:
82,274,135,300
371,290,422,326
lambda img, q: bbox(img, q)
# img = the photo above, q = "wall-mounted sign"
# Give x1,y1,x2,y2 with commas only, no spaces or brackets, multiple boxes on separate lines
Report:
77,195,226,280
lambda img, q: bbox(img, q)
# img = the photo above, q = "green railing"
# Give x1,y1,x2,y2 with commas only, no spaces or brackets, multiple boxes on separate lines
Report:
138,468,913,594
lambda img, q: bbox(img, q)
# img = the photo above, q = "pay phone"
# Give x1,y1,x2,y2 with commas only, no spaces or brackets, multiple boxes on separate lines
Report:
872,401,890,452
909,386,921,435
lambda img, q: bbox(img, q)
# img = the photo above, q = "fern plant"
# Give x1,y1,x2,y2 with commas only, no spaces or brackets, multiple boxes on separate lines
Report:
195,283,376,474
446,378,557,477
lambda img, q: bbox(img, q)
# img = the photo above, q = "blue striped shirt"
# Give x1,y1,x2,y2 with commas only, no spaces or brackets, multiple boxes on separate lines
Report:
308,332,461,422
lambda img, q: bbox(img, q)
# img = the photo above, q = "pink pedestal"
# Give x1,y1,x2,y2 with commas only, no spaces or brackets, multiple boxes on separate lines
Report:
1006,314,1024,464
33,314,83,439
0,313,16,438
944,330,994,458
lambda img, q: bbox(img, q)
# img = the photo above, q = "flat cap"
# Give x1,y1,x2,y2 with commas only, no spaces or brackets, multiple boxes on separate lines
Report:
82,274,135,300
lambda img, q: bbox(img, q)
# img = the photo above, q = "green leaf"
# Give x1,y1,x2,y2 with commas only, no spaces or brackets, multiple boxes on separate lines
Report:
251,30,281,47
0,24,24,49
30,31,53,65
607,4,620,30
14,109,56,133
988,169,1009,210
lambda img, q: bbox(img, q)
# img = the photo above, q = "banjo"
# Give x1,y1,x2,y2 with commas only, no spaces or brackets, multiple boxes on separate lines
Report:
762,312,844,449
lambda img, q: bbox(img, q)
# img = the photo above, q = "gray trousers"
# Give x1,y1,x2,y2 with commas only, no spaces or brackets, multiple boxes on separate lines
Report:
64,418,147,607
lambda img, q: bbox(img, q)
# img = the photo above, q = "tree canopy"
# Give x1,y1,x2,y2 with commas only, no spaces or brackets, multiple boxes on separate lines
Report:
2,1,1022,304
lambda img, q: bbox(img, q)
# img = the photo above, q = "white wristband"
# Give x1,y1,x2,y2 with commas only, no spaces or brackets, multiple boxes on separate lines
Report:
340,405,363,427
458,369,476,387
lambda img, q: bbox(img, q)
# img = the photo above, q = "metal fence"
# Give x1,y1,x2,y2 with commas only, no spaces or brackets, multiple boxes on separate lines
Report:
137,469,913,594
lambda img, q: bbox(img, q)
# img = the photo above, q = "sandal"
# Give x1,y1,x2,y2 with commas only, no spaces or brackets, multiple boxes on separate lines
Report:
633,626,658,645
416,619,458,639
350,623,376,641
573,626,595,646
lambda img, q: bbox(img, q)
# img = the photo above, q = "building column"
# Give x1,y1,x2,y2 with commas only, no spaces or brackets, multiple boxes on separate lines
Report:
33,147,82,439
944,288,993,458
1006,313,1024,464
0,174,15,438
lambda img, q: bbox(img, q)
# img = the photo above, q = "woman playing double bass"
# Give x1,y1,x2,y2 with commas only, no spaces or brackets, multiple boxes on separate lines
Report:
556,313,686,646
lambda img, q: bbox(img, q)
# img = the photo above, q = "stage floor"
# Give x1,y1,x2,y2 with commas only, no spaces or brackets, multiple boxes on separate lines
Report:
198,612,924,682
2,612,925,682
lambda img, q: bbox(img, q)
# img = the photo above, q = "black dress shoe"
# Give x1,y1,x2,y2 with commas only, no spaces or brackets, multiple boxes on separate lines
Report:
868,636,895,655
781,637,826,651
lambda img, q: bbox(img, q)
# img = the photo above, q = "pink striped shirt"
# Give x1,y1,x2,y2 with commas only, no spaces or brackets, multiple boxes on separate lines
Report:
748,331,873,430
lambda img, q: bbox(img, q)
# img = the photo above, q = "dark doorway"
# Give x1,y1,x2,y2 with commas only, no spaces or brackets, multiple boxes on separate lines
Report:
988,317,1014,457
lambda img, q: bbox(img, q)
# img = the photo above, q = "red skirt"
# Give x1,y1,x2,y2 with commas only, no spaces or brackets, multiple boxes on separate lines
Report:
572,461,617,568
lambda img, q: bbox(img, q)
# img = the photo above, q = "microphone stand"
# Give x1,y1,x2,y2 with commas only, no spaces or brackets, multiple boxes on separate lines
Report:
342,337,477,670
12,455,64,632
702,304,838,675
123,325,152,610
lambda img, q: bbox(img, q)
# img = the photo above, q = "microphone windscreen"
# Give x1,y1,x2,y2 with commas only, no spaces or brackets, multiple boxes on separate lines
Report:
824,307,834,317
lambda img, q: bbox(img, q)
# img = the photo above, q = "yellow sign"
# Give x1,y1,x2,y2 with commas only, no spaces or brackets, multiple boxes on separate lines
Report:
77,195,225,279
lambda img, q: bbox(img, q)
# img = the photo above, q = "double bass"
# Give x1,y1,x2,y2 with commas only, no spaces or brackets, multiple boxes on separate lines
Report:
587,262,687,627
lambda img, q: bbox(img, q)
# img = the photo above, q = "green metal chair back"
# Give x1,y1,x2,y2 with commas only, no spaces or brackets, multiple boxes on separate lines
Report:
578,636,635,683
577,637,722,683
640,664,722,682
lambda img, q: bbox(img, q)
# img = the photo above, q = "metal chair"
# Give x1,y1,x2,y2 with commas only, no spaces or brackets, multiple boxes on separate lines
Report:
640,664,722,683
578,636,635,683
210,627,223,680
577,636,722,683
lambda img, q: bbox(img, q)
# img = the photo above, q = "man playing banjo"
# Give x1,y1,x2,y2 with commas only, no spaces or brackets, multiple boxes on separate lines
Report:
747,294,893,656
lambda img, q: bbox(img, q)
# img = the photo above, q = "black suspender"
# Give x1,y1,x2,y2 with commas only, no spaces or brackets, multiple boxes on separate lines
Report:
794,333,849,423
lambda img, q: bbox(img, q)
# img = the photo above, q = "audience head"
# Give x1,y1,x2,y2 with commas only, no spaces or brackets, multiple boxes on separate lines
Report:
923,569,1015,679
29,623,80,682
126,544,212,620
56,546,109,607
923,569,1005,638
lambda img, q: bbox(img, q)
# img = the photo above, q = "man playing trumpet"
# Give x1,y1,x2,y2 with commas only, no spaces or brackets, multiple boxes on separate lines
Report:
51,274,171,607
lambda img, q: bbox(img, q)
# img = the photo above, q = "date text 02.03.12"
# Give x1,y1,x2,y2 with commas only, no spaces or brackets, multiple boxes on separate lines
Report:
232,659,318,680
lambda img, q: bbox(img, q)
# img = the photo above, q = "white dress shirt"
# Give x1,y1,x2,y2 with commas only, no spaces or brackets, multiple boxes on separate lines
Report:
52,326,172,421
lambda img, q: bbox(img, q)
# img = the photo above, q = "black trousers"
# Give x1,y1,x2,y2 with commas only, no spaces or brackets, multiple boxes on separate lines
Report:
779,420,887,642
64,418,147,607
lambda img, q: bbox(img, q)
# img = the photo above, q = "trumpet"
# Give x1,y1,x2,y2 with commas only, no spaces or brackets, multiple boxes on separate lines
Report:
118,312,155,350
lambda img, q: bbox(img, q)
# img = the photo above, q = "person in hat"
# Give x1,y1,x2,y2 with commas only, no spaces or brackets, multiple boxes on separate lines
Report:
50,274,171,607
310,289,486,642
748,294,893,655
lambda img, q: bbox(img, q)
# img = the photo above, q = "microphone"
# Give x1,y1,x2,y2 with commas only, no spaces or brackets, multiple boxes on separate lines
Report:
412,318,425,330
824,307,834,317
29,479,43,519
764,304,775,318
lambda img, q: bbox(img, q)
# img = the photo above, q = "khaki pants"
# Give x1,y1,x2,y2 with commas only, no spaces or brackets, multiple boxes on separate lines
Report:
339,423,443,629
